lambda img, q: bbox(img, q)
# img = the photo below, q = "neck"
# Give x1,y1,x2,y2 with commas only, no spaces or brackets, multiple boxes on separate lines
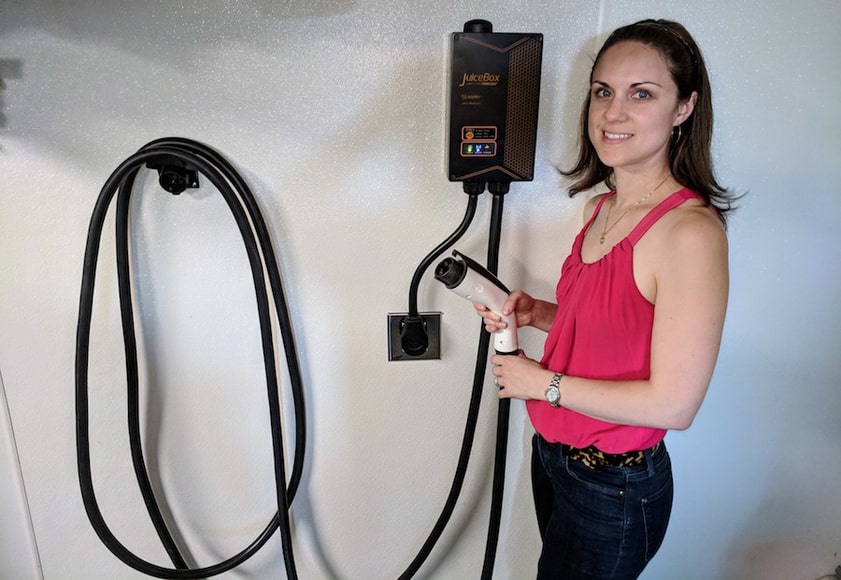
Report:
613,170,673,207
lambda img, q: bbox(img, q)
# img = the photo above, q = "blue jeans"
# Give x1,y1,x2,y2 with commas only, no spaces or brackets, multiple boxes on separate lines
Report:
531,434,673,579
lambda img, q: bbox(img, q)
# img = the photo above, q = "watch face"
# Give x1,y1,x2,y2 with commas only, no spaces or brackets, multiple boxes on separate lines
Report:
546,387,559,404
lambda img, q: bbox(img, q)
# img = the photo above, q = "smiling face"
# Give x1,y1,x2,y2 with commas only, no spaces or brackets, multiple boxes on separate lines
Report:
588,41,696,176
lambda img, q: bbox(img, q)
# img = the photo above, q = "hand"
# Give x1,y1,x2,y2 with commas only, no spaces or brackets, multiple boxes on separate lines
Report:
473,289,541,333
489,351,547,401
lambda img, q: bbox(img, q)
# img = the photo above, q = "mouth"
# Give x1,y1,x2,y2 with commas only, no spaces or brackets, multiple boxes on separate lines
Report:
603,131,633,141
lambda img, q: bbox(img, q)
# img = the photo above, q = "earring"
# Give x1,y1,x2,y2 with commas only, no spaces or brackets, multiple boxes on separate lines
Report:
672,124,683,143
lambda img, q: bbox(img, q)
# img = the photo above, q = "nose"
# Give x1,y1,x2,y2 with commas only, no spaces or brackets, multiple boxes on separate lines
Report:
604,96,627,122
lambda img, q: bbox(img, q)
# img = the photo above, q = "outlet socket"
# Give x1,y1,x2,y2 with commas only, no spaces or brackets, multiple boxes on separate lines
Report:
387,312,442,361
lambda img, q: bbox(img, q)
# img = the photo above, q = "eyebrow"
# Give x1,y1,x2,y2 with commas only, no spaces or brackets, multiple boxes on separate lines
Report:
591,80,664,89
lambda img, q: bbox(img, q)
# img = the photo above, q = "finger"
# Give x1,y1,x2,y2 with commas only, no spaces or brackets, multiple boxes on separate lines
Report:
502,291,523,316
485,314,504,326
485,322,506,334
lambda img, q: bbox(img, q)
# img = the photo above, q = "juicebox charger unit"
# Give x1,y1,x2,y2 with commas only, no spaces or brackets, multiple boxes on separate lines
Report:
448,20,543,186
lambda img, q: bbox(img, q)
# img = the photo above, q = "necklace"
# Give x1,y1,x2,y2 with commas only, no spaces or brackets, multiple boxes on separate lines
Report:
599,174,671,245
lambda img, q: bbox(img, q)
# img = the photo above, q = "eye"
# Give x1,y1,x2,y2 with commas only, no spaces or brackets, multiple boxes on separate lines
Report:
632,89,652,100
592,86,612,99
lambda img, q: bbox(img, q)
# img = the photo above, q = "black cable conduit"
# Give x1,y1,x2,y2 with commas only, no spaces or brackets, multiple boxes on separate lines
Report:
398,185,511,580
480,191,510,580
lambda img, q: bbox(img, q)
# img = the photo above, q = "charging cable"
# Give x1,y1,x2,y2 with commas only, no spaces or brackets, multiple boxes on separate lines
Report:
398,182,511,579
400,184,480,356
480,184,511,579
75,137,305,579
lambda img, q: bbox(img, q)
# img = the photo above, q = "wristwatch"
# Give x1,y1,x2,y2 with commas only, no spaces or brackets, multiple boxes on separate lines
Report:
545,373,562,407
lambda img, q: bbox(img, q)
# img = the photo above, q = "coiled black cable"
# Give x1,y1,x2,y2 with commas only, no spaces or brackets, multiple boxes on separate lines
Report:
114,171,190,570
76,137,305,579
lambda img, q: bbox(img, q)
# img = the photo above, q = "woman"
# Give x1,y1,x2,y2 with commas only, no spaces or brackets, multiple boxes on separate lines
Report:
476,19,733,579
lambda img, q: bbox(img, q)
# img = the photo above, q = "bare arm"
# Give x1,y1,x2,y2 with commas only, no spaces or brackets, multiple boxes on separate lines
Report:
491,210,729,431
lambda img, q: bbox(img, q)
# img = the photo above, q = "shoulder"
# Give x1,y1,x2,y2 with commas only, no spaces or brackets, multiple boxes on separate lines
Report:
661,196,728,258
635,191,728,282
648,194,729,288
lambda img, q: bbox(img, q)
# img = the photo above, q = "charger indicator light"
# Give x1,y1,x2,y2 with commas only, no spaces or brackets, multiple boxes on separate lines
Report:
462,143,495,156
460,125,497,157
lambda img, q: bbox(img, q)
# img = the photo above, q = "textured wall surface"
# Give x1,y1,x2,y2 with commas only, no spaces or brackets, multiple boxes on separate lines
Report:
1,1,840,578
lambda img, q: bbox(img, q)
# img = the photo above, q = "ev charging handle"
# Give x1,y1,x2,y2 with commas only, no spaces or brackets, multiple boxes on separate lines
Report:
434,250,518,355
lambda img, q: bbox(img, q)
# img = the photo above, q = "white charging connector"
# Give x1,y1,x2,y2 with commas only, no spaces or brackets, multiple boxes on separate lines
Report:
435,251,518,355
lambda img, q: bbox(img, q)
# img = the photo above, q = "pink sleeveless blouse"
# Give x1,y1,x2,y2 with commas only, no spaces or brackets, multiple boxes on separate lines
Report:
526,188,701,453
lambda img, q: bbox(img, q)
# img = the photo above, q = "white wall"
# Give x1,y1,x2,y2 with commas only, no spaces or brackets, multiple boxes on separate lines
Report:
1,1,840,579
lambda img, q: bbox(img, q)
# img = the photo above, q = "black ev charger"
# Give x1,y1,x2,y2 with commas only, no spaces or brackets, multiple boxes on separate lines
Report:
399,19,542,580
75,138,305,579
449,20,543,185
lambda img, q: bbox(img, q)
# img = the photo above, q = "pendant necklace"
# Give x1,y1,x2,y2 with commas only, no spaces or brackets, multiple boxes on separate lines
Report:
599,174,671,245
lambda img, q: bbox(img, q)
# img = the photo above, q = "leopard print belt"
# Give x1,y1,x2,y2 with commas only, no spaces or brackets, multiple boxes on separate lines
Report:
561,442,662,469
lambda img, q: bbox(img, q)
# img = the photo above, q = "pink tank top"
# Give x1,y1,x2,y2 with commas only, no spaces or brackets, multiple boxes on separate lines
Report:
526,188,701,453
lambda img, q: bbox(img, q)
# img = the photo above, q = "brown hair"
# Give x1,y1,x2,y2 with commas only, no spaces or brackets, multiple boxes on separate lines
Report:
561,19,736,223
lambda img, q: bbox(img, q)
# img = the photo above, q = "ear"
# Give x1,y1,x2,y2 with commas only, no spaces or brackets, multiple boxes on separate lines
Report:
674,90,698,126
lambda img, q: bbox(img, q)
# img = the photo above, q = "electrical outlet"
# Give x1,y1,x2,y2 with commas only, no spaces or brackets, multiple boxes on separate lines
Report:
387,312,441,361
